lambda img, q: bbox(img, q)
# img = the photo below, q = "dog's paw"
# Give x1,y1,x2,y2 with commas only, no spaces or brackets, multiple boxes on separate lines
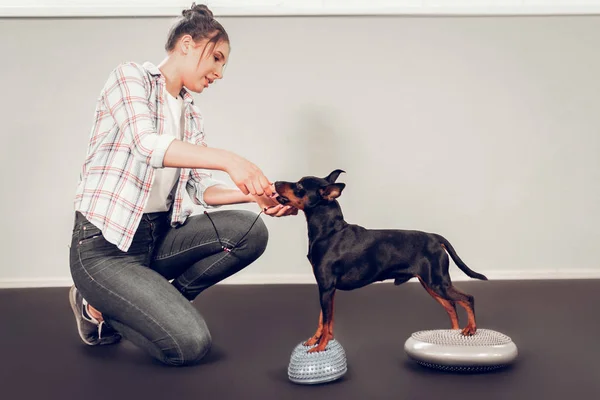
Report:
303,336,320,347
461,325,476,336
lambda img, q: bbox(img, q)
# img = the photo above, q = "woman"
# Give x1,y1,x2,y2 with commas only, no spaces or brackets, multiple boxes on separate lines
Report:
69,3,296,366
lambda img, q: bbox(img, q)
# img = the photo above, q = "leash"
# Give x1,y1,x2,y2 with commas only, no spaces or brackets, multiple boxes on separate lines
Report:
204,210,264,253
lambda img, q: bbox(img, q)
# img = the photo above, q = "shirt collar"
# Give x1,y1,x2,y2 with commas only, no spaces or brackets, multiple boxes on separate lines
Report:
143,61,195,105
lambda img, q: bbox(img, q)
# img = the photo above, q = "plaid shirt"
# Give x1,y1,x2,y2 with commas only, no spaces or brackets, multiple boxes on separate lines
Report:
74,61,223,252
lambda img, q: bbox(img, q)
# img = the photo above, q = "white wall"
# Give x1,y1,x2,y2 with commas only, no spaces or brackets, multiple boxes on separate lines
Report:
1,15,599,287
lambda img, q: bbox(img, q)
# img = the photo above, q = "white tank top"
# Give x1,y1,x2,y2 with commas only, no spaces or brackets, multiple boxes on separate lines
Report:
144,88,183,213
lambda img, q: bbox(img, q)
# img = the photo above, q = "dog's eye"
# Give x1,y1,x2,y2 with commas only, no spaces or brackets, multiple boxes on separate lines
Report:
293,183,304,197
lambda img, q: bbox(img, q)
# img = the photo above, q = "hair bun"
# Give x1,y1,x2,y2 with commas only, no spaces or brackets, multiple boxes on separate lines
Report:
182,3,214,19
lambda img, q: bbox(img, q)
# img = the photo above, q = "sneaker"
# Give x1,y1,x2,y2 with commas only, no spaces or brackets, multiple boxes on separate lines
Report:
68,285,122,346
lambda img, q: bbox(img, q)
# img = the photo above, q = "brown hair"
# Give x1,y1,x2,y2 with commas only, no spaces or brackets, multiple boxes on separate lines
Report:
165,3,229,56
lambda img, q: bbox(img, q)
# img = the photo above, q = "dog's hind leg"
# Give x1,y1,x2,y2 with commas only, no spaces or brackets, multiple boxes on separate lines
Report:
417,276,460,330
445,285,477,336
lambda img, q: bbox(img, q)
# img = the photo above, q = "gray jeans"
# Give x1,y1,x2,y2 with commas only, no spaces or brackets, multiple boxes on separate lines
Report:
69,209,268,366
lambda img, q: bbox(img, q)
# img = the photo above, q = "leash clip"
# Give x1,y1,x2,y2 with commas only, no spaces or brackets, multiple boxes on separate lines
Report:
222,246,232,253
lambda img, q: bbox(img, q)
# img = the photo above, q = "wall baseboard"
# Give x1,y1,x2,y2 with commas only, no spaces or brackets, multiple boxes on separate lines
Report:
1,269,599,289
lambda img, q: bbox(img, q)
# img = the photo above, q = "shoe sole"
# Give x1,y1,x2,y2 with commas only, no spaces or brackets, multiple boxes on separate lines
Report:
69,286,96,346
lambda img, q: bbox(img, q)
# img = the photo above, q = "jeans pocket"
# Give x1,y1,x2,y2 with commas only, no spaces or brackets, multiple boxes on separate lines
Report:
78,221,104,245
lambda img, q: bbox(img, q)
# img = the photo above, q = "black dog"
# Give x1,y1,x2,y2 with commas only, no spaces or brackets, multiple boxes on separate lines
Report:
274,169,488,353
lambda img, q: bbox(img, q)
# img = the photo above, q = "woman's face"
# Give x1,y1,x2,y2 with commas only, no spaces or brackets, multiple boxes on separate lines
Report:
180,36,229,94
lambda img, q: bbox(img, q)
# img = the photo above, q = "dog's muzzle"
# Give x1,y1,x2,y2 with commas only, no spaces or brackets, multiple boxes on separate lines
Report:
277,196,290,205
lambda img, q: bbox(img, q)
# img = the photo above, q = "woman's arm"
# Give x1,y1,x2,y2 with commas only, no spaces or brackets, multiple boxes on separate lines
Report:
202,184,253,206
163,140,272,196
203,184,298,217
162,140,234,171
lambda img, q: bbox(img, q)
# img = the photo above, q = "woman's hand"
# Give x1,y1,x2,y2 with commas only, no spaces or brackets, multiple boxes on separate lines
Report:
251,193,298,217
202,185,298,217
225,154,273,197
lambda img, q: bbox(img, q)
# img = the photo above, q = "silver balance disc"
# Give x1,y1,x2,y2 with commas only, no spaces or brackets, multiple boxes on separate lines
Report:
288,339,348,384
404,329,518,372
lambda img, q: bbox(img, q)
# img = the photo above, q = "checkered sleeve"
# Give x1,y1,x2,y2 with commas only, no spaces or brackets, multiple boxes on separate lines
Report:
185,169,226,208
184,128,227,208
102,62,175,168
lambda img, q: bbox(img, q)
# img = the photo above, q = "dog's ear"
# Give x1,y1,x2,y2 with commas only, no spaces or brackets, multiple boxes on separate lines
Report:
324,169,345,183
319,183,345,201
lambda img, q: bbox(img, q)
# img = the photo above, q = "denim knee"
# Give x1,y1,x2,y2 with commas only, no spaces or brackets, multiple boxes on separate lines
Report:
162,329,212,366
237,211,269,260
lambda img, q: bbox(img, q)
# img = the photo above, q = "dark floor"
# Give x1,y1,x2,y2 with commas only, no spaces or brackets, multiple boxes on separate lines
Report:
1,279,599,400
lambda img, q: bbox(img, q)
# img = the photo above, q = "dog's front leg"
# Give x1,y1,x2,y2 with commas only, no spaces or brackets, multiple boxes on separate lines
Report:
304,311,323,346
308,288,336,353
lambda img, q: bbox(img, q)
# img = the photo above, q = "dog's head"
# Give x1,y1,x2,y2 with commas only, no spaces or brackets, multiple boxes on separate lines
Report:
273,169,346,211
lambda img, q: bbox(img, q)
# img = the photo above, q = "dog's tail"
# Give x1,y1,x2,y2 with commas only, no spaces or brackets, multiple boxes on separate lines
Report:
435,234,488,281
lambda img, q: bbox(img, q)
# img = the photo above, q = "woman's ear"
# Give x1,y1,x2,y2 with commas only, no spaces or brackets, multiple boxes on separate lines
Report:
179,34,194,55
